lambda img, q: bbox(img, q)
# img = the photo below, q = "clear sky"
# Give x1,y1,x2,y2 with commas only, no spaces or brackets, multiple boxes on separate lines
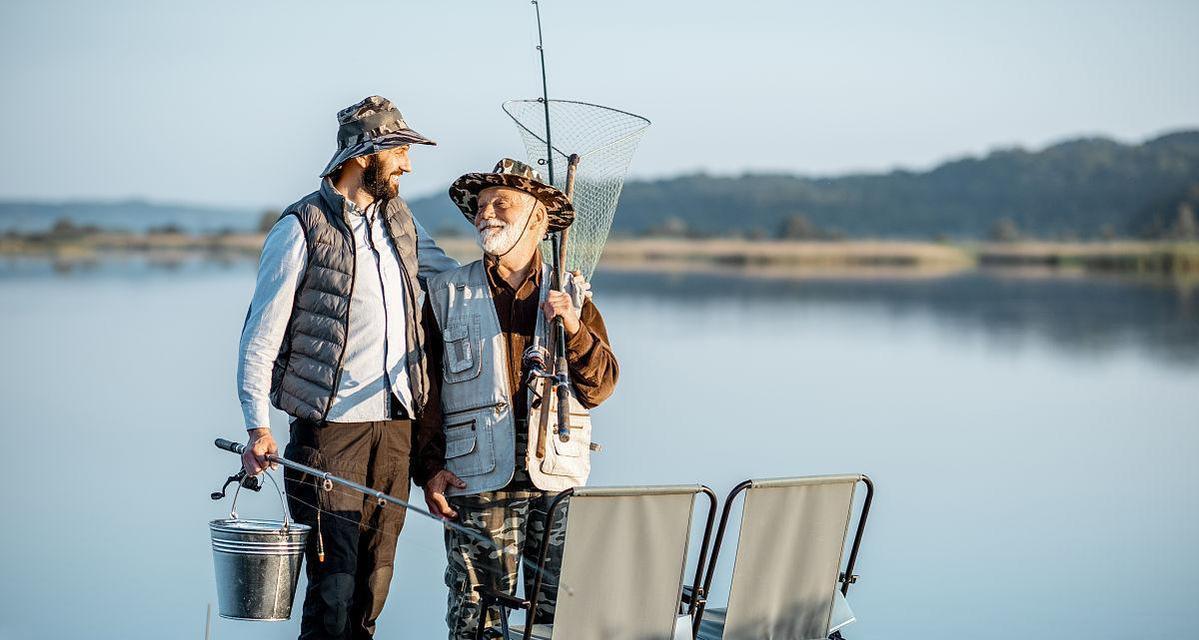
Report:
1,0,1196,208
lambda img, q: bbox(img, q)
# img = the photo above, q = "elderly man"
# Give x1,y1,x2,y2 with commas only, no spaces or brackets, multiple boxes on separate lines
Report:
236,95,457,639
414,158,619,639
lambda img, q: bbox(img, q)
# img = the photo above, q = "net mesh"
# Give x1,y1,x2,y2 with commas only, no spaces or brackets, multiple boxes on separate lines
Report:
503,99,650,279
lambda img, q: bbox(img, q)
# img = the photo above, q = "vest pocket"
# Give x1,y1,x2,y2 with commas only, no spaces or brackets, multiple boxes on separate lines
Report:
443,316,483,384
444,421,477,458
445,418,496,477
551,420,590,458
542,414,592,478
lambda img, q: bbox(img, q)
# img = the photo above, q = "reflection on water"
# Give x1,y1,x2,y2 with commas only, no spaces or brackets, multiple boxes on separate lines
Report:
0,262,1195,640
9,257,1196,364
593,269,1199,364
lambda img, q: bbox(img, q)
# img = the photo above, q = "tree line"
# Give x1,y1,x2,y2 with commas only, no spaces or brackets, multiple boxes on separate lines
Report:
409,130,1199,241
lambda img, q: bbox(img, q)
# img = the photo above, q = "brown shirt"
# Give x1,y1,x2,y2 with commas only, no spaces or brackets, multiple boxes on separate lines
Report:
412,257,619,485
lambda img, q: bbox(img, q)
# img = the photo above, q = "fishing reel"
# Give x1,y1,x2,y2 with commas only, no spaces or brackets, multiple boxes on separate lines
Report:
523,345,573,443
210,469,262,501
524,346,569,398
523,345,555,386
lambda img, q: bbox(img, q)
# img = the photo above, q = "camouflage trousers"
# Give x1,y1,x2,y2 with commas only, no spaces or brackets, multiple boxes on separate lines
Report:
443,469,570,640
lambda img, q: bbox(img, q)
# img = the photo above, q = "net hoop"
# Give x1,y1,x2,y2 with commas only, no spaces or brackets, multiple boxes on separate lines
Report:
502,99,651,161
502,99,650,278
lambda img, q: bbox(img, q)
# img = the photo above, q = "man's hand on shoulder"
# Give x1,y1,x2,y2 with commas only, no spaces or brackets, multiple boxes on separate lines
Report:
242,427,278,475
423,469,467,519
570,270,593,306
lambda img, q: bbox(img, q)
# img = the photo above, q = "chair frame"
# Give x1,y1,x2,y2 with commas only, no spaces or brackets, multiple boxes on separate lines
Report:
694,475,875,639
475,485,720,640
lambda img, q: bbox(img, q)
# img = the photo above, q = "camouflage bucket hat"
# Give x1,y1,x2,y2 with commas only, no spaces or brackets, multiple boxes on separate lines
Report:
320,95,435,177
448,158,575,232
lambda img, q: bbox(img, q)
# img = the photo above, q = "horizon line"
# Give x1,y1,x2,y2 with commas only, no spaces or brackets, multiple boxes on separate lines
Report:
1,125,1194,213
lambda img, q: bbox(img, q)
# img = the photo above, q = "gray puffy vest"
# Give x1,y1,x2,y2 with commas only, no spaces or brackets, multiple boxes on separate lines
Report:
269,179,429,421
427,260,592,495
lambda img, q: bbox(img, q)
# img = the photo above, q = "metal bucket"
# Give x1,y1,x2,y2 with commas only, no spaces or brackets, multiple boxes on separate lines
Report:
209,472,310,621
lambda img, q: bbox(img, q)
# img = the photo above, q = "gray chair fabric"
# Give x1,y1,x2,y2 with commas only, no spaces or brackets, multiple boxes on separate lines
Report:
524,616,695,640
698,591,855,640
512,485,705,640
699,475,861,640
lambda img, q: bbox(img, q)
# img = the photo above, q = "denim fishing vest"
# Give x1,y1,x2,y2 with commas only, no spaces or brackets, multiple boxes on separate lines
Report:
427,260,592,495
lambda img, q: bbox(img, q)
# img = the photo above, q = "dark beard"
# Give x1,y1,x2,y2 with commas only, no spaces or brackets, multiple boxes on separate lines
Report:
362,156,399,201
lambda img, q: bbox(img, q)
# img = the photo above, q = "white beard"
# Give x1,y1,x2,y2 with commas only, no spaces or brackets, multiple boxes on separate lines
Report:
476,215,527,256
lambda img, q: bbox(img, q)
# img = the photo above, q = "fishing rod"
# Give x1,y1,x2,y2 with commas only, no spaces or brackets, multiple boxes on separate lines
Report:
212,438,486,543
211,438,574,624
532,0,575,443
533,0,554,186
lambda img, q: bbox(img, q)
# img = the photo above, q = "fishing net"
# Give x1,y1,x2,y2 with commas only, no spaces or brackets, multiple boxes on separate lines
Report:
503,99,650,279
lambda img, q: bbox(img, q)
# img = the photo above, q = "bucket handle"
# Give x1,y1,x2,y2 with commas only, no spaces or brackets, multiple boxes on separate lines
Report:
230,470,293,532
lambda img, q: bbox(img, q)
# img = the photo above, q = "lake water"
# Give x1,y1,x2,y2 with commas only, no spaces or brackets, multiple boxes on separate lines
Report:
0,260,1196,639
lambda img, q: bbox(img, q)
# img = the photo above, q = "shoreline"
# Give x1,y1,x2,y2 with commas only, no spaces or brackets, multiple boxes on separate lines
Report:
3,230,1198,279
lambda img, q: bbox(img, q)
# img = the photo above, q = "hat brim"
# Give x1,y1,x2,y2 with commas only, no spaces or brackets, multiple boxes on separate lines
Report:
320,130,436,177
448,172,574,232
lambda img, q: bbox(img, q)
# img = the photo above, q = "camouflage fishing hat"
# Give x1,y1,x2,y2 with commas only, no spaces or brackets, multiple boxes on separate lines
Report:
320,95,435,177
448,158,574,232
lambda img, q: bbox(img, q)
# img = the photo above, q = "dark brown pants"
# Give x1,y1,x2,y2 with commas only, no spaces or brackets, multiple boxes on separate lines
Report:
284,417,411,640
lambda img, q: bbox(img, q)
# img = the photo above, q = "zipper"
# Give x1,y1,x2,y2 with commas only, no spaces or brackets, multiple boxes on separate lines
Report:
397,254,420,405
392,210,426,411
444,401,507,418
446,419,477,431
323,205,356,419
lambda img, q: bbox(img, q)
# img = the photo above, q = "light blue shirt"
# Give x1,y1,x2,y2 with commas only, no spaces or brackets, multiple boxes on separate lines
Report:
237,192,458,430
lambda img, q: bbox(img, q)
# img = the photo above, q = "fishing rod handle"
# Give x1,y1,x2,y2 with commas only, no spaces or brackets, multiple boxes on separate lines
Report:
559,155,580,277
214,436,494,545
214,438,246,454
216,437,285,466
555,358,571,442
564,154,581,199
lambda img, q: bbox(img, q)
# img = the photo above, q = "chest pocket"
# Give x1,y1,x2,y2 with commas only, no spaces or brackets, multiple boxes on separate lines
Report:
443,315,483,384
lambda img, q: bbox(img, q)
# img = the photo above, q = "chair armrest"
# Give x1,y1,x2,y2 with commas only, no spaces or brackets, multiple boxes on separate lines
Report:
474,585,530,610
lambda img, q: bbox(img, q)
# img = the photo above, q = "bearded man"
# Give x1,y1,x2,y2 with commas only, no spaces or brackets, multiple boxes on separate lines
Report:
236,95,457,639
413,158,619,639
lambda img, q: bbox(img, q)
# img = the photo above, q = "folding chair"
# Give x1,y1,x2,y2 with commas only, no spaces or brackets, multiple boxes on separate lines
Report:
693,474,875,640
476,484,718,640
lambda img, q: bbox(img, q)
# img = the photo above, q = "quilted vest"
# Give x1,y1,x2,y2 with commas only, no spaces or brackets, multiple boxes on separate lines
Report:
427,260,593,495
268,179,429,421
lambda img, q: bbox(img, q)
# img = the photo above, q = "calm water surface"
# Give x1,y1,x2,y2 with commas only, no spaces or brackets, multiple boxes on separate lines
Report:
0,261,1196,639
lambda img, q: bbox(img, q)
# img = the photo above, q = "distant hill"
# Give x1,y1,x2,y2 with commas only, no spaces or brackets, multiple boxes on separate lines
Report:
5,130,1197,239
409,130,1199,239
0,200,257,233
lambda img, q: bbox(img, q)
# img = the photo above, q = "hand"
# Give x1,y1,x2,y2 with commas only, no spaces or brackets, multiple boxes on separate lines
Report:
424,469,467,519
570,270,593,306
543,290,582,335
242,428,278,476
